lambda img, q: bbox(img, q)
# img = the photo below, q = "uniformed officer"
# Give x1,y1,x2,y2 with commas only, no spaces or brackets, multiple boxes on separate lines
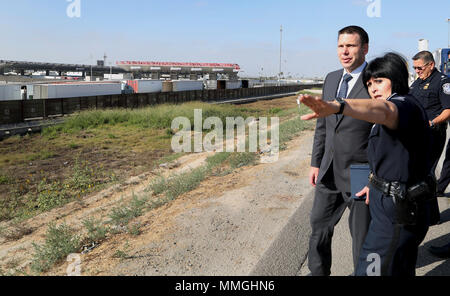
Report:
299,53,440,276
409,51,450,178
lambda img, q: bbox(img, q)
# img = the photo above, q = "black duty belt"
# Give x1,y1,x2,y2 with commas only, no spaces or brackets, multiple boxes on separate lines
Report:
368,173,433,202
368,173,406,200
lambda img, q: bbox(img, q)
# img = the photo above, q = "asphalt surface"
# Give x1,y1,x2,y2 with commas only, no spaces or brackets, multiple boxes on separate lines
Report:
252,127,450,276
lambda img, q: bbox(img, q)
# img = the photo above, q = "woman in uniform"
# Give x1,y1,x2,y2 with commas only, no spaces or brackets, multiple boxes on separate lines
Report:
299,52,440,276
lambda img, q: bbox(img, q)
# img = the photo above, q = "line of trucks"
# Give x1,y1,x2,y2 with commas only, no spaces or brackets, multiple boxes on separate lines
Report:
0,78,301,101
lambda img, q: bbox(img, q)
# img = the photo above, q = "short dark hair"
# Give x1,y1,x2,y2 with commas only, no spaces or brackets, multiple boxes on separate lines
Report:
362,52,410,95
338,26,369,45
412,51,435,64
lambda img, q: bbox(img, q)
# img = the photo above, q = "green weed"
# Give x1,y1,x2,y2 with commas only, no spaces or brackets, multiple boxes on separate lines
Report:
82,217,109,243
68,142,80,149
113,241,131,260
41,103,263,134
108,194,148,226
30,223,81,273
165,167,208,200
26,150,55,161
228,152,258,169
68,158,97,192
36,179,66,211
205,152,231,169
127,222,142,236
0,174,10,184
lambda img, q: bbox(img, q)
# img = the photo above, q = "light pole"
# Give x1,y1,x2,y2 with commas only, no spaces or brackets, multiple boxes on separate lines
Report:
447,19,450,48
89,53,93,81
279,25,283,80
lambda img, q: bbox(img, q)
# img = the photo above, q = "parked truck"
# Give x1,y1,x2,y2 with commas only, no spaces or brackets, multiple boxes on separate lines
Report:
33,82,122,99
433,48,450,77
126,80,163,93
0,84,22,101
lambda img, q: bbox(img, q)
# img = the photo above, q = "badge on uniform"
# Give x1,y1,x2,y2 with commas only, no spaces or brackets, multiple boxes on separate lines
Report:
423,83,430,90
443,83,450,95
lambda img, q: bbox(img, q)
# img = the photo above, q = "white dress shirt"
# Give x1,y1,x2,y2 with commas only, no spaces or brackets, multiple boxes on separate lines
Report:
336,61,368,97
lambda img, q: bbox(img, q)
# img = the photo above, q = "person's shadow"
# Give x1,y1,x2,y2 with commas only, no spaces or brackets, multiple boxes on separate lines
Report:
416,208,450,276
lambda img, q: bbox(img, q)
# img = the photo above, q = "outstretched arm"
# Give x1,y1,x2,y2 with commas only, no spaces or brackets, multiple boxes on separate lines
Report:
298,94,399,130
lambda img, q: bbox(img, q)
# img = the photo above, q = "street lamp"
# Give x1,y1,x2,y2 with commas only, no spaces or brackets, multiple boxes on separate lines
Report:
447,18,450,48
279,25,283,80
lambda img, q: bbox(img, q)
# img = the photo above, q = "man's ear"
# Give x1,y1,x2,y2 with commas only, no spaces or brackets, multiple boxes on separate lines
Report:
363,43,369,55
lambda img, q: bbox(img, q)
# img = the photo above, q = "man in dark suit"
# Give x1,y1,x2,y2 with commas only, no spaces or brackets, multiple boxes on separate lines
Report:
307,26,372,276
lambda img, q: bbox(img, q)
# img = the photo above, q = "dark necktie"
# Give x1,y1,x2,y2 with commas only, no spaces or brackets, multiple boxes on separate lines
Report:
336,74,353,120
338,73,353,98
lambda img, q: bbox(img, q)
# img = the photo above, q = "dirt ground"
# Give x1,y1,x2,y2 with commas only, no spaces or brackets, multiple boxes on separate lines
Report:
0,95,302,222
0,95,313,276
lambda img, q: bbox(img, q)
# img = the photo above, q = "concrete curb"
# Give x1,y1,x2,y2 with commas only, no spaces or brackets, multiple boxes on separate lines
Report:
250,189,315,276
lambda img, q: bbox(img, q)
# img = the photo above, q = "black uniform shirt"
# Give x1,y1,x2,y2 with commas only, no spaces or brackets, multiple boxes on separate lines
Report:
409,68,450,121
368,94,432,185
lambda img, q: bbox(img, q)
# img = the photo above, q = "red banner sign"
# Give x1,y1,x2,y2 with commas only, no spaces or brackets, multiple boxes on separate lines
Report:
116,61,240,70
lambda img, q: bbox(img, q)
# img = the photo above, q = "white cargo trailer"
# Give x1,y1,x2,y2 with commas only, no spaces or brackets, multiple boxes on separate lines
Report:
172,80,203,92
225,80,242,89
126,80,163,93
0,84,22,101
104,73,132,80
33,83,122,99
205,80,217,90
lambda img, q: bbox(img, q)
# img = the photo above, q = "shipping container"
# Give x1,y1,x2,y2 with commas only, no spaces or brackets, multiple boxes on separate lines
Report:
248,80,263,88
225,80,242,89
162,81,173,92
0,84,22,101
205,80,217,90
104,73,132,80
26,85,34,99
33,83,122,99
433,48,450,78
126,80,163,93
217,80,226,90
172,80,203,92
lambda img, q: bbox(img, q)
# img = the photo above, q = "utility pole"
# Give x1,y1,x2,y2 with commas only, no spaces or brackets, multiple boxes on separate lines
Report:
90,53,93,81
279,25,283,80
447,19,450,48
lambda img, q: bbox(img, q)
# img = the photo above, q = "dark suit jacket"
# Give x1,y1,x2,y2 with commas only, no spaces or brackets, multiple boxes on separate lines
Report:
311,67,373,193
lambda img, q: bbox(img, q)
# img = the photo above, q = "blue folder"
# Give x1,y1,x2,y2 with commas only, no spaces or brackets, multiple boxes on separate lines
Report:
350,164,371,200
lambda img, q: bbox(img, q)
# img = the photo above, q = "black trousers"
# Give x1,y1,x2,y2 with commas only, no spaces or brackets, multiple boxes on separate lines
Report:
308,181,371,276
355,185,429,276
438,136,450,193
430,125,447,176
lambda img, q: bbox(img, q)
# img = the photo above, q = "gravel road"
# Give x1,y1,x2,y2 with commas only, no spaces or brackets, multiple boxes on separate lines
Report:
113,130,316,276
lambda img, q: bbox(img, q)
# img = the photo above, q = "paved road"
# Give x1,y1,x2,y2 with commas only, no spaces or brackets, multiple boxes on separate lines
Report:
297,196,450,276
253,128,450,276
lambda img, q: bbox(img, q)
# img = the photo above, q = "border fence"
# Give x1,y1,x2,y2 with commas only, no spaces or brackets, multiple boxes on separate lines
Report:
0,84,322,125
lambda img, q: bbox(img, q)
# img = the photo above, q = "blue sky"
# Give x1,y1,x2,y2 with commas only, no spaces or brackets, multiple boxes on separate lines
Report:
0,0,449,77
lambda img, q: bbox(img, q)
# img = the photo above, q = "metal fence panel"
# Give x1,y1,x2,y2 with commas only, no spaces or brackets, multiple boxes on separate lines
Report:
23,100,44,119
0,101,22,124
0,84,323,124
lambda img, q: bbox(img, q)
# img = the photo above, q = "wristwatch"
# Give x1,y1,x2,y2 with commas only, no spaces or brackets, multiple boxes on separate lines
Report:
430,120,435,128
335,97,346,115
